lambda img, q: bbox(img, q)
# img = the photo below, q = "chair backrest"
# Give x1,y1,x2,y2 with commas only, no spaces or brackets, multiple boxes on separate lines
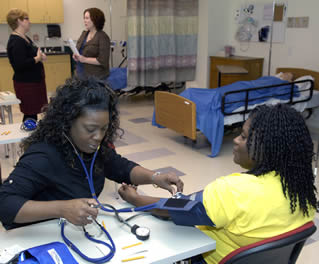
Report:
220,221,316,264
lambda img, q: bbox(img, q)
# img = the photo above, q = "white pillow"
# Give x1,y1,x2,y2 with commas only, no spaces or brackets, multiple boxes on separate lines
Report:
294,75,314,91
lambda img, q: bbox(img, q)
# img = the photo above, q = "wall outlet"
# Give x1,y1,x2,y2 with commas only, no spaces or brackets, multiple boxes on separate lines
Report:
235,9,241,22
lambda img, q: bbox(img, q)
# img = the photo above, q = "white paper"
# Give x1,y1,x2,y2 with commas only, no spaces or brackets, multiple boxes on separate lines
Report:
67,38,79,56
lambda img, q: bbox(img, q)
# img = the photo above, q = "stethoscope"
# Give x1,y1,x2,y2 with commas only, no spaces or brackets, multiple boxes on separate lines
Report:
61,133,157,263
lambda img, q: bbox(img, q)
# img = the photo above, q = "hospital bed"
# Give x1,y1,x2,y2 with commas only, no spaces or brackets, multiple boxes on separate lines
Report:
153,68,319,157
107,67,184,95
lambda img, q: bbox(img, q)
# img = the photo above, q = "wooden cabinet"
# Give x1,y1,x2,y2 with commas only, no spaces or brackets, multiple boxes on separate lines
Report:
27,0,64,24
209,56,264,88
43,55,71,94
0,1,10,23
0,57,14,93
0,54,71,95
0,0,28,23
0,0,64,24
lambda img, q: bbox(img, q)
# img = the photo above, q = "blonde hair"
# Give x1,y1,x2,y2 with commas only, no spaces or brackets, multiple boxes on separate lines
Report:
7,8,28,30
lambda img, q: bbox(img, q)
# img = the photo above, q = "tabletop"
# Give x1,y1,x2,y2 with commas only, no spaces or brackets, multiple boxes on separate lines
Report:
0,192,216,264
0,123,30,144
0,96,20,106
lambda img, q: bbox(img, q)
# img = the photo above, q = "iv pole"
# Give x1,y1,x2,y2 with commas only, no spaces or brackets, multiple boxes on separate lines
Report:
267,0,275,76
109,0,113,68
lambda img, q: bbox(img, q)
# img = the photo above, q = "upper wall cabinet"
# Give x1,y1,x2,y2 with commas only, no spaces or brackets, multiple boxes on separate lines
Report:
0,0,64,24
28,0,64,24
0,0,28,24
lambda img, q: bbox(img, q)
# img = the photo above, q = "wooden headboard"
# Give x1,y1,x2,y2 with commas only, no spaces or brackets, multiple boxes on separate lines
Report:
276,68,319,91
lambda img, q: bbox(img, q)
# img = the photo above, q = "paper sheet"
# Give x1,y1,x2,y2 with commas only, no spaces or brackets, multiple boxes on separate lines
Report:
67,38,79,56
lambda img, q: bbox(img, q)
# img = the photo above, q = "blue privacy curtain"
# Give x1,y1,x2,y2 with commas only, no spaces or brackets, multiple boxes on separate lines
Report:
127,0,198,87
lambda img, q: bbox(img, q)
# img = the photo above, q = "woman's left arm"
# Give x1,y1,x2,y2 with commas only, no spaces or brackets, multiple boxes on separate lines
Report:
104,147,183,194
77,56,100,65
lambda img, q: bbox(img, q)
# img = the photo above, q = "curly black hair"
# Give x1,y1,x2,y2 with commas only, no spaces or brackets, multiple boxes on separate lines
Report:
21,77,121,171
84,8,105,31
246,104,317,216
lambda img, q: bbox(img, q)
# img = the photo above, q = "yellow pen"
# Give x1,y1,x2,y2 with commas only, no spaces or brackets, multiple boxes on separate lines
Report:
121,256,145,262
102,220,107,231
122,242,142,250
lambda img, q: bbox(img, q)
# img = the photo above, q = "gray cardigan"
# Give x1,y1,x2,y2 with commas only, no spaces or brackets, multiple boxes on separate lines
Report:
76,30,110,79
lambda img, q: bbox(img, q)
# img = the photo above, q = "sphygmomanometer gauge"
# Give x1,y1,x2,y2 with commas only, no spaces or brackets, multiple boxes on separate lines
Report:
131,224,150,241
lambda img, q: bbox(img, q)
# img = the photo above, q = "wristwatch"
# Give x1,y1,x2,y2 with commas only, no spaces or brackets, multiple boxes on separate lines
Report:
152,171,161,188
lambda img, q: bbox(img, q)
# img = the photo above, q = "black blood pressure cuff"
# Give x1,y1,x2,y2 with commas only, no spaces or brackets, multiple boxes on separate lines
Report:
155,191,215,227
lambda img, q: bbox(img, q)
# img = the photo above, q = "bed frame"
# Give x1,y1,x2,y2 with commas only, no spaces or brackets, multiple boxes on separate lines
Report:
154,68,319,142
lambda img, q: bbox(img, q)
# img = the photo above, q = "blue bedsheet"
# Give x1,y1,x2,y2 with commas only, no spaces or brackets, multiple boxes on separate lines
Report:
152,76,299,157
107,67,127,91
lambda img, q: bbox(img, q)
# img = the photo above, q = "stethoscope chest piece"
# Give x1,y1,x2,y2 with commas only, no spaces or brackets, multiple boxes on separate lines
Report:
131,224,150,241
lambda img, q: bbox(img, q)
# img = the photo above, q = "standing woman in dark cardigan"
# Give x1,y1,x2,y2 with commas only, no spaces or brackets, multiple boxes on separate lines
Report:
6,9,48,122
73,8,110,81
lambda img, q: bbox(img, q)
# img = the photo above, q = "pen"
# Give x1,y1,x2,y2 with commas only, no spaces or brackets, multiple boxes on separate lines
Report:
128,250,148,256
121,256,145,262
102,220,107,230
122,242,143,249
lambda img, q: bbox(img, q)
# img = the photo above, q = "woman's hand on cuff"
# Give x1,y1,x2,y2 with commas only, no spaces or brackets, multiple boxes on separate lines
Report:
152,172,184,194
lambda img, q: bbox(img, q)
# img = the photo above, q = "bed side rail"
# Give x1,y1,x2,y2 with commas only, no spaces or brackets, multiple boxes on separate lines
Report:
221,79,314,116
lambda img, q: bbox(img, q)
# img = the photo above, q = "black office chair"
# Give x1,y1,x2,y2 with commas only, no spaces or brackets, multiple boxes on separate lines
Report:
219,221,316,264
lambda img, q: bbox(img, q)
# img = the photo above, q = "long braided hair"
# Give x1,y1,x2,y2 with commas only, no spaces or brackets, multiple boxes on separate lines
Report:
21,77,122,171
246,104,317,216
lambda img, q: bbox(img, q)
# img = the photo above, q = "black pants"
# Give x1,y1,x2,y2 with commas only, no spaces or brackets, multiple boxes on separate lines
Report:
23,114,37,122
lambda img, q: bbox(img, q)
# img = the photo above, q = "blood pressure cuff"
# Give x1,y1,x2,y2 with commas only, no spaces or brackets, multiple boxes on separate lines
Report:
155,190,215,227
18,242,78,264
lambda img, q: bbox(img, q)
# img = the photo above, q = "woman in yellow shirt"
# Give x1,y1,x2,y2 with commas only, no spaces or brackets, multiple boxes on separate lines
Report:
118,104,317,264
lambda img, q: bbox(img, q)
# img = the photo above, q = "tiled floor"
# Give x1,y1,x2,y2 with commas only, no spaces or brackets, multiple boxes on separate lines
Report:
0,92,318,263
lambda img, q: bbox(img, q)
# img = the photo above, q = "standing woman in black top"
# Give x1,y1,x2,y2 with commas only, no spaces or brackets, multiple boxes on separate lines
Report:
6,8,48,122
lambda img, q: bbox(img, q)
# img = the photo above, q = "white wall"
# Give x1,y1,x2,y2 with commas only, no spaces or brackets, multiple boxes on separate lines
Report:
186,0,208,88
190,0,319,89
188,0,232,88
228,0,319,75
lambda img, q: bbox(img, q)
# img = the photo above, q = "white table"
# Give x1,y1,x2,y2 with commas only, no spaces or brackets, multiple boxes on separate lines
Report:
0,96,21,158
0,192,216,264
0,96,21,125
0,123,30,164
